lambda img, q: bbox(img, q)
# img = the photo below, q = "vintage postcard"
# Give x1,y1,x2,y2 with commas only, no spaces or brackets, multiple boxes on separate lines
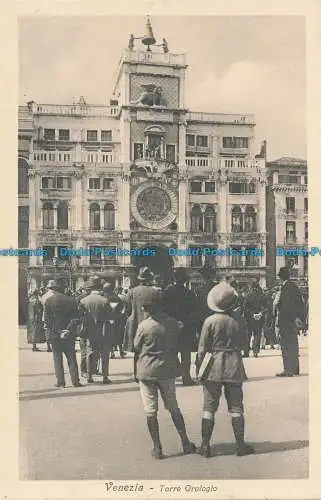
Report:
0,0,320,499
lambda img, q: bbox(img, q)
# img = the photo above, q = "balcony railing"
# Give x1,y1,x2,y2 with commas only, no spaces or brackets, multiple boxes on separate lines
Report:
32,150,77,165
33,103,119,117
187,112,255,125
122,49,186,67
185,157,214,168
284,236,297,244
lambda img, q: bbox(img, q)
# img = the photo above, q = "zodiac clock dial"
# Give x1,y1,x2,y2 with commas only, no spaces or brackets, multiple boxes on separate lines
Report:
131,184,178,229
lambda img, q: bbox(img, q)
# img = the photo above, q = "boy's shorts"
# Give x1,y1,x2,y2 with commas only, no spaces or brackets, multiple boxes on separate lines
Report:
203,381,244,414
139,379,179,416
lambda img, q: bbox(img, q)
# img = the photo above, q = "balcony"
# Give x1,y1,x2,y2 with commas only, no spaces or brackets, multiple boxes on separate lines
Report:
278,209,307,219
218,158,264,170
122,49,186,67
185,157,214,168
32,103,119,117
186,112,255,125
32,150,77,166
189,232,219,243
228,232,263,244
284,236,297,244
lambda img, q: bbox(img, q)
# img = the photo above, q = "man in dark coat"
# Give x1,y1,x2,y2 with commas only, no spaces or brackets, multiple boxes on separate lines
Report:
243,281,266,357
162,267,201,386
123,266,155,381
43,280,82,388
79,276,113,384
196,282,253,458
103,283,127,358
274,267,305,377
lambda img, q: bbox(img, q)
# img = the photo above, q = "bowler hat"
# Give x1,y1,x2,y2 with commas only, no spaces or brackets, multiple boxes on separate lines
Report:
207,283,237,313
278,267,290,281
47,280,58,290
86,275,102,289
137,266,154,283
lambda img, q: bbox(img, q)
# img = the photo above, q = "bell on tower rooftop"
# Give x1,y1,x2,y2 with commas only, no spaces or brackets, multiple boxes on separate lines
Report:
141,16,156,51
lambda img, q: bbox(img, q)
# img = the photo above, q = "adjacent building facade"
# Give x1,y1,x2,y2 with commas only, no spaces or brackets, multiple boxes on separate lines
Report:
266,156,308,289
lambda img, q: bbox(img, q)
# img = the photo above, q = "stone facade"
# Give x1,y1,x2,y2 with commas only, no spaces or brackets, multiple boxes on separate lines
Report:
266,157,308,289
18,33,270,297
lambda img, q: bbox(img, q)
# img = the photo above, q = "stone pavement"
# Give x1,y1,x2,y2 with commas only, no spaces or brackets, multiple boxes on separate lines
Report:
19,329,309,480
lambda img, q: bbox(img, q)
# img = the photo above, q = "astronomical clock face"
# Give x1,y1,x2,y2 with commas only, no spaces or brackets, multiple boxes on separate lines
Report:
131,183,178,229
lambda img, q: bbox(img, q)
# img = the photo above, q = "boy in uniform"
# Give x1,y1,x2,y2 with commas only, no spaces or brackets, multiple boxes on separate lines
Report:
134,288,195,459
197,282,254,458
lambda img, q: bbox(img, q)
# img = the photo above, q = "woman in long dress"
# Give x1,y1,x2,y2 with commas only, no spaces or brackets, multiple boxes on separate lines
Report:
27,291,47,351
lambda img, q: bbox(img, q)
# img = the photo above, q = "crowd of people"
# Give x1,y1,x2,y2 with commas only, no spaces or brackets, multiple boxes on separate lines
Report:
26,265,308,458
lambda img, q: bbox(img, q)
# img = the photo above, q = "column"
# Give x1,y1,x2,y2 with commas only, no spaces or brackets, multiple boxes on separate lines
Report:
178,121,186,166
53,203,58,229
100,203,105,230
118,172,130,231
217,178,228,268
179,69,186,108
28,171,37,231
258,178,266,233
178,176,188,233
119,112,131,164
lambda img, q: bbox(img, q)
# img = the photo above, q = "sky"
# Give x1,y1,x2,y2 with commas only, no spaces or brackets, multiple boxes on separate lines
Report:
18,15,306,161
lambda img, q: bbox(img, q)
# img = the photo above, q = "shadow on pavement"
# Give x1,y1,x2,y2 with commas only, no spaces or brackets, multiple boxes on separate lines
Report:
19,383,141,401
246,373,308,383
166,440,309,459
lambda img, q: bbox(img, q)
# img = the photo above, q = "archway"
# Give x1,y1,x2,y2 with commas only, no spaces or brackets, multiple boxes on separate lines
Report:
132,245,174,287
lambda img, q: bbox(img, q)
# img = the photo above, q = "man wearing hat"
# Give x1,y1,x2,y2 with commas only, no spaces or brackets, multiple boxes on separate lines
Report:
79,276,114,384
40,279,57,306
273,267,305,377
196,282,254,458
123,266,155,381
134,288,196,459
243,281,266,357
43,280,82,388
162,267,201,385
102,282,127,359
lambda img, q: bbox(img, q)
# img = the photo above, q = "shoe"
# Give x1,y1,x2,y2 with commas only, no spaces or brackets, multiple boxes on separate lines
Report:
54,382,65,388
102,377,112,384
120,351,127,358
242,354,249,358
253,352,258,358
110,353,115,359
87,377,94,383
198,443,211,458
236,443,255,456
32,347,40,352
73,382,84,387
270,345,275,349
47,347,52,353
183,441,196,454
134,376,139,383
276,372,293,377
151,445,163,459
182,379,195,386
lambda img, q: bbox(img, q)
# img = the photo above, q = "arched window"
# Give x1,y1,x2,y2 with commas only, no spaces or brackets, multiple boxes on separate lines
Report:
57,201,69,230
244,206,256,232
104,203,115,230
204,206,216,233
231,206,243,233
89,203,100,230
43,202,54,229
190,205,203,232
18,158,29,195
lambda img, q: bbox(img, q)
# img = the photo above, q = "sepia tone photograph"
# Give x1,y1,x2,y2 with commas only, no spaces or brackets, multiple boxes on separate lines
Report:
17,13,309,482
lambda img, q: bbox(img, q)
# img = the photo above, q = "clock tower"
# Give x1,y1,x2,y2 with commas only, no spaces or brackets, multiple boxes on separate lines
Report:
112,17,189,278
